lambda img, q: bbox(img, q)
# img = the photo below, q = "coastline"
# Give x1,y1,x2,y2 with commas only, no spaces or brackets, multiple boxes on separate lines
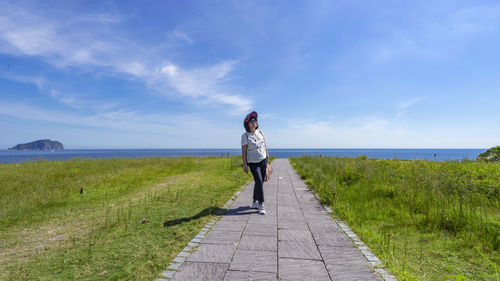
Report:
0,148,486,164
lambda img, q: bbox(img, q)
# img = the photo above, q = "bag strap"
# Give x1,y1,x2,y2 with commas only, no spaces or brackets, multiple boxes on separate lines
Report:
259,130,269,161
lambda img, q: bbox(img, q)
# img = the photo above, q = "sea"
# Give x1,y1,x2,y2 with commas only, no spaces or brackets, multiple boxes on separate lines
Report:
0,148,486,164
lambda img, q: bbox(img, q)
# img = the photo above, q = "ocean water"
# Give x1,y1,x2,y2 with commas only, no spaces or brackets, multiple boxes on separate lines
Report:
0,148,485,164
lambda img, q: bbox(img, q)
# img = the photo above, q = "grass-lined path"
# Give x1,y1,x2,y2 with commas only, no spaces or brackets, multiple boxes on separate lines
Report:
169,159,383,280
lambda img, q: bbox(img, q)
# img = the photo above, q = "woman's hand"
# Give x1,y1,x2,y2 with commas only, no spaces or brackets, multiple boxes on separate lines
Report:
242,145,248,174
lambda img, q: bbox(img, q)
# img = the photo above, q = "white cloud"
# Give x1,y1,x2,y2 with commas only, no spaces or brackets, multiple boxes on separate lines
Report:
0,99,183,132
74,13,124,25
0,4,115,67
398,97,423,111
161,64,178,77
153,60,252,114
157,60,237,98
48,89,117,111
170,29,194,45
396,97,424,120
211,93,252,115
0,2,251,113
0,72,47,91
0,99,248,148
0,72,118,112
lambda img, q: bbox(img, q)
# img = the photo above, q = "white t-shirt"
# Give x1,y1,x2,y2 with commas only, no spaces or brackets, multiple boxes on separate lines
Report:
241,130,267,163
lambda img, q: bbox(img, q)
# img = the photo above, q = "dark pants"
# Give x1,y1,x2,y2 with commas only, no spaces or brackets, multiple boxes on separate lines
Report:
248,158,267,203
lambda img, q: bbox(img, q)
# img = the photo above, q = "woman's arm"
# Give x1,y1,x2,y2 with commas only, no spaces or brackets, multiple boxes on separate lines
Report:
242,145,248,173
265,144,269,161
262,131,269,161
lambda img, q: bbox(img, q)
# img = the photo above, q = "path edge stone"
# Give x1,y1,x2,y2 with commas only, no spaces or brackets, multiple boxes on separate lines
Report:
156,179,253,281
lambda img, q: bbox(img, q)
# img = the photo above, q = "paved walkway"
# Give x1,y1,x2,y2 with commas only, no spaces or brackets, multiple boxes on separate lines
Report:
171,159,382,281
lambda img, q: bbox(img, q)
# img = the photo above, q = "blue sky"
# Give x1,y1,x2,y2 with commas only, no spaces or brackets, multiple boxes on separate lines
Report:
1,0,499,148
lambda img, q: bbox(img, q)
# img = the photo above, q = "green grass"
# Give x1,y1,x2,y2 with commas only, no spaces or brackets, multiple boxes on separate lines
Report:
0,156,251,280
290,156,499,281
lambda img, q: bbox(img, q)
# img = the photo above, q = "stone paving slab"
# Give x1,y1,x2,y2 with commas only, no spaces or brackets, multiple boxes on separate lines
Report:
169,159,389,281
247,215,277,225
327,265,382,281
308,221,343,231
277,218,309,230
278,201,300,207
304,213,336,222
319,245,371,266
260,207,277,216
211,221,247,232
277,207,303,217
278,258,330,281
173,262,228,281
278,229,315,243
223,270,277,281
278,240,322,260
312,230,355,247
239,235,277,252
187,243,237,263
243,223,277,237
229,250,277,273
201,231,242,244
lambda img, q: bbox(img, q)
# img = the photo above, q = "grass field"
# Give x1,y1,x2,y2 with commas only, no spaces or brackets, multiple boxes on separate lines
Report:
0,156,251,280
290,156,499,281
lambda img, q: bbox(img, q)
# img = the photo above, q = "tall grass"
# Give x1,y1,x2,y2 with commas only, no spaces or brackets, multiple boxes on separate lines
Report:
291,156,499,281
0,156,250,280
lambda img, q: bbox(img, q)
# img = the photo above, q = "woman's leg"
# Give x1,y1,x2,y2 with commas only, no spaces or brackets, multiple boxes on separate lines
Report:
258,158,267,202
248,162,258,202
249,160,265,203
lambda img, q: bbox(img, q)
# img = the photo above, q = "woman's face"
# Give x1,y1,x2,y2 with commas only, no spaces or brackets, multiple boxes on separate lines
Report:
249,119,258,130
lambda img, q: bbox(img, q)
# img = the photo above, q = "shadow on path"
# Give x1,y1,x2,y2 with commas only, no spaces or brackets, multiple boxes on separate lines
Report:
163,206,255,227
163,207,224,227
225,206,256,216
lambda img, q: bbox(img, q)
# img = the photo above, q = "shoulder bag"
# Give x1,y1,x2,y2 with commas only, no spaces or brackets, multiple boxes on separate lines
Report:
260,130,273,181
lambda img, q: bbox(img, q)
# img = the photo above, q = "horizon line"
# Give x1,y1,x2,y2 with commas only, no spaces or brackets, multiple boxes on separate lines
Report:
1,147,489,150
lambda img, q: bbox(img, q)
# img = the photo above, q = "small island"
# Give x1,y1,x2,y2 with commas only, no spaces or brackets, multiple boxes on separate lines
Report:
9,139,64,150
476,146,500,162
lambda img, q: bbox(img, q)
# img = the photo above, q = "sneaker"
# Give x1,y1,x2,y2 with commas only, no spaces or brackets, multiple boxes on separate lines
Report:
258,203,266,215
250,200,259,209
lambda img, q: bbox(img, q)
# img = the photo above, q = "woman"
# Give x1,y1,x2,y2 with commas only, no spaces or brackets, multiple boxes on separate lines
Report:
241,111,269,215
